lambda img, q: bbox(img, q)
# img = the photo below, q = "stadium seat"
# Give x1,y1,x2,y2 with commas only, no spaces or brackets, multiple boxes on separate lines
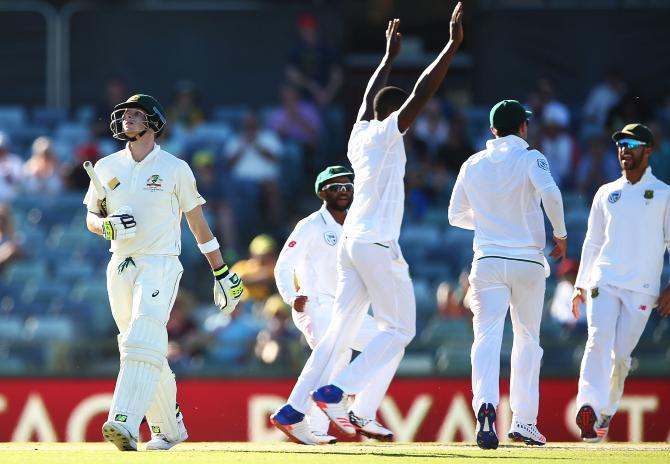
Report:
23,315,75,341
31,107,68,129
2,261,47,285
0,315,24,341
211,105,250,126
0,106,26,131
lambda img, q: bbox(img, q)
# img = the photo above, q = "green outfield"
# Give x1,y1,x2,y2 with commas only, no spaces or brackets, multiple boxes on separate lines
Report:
0,442,669,464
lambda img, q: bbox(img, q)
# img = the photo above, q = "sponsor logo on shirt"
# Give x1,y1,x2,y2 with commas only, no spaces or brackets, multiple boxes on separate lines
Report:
324,231,337,246
536,158,550,171
145,174,164,191
608,190,621,203
639,305,647,311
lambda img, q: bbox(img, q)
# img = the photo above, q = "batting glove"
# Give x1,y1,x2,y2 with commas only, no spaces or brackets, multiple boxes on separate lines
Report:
213,264,244,314
102,206,137,240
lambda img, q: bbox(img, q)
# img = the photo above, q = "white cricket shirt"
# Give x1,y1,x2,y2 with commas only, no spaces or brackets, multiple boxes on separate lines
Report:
274,205,342,305
575,167,670,297
448,135,559,257
343,111,407,242
83,144,205,256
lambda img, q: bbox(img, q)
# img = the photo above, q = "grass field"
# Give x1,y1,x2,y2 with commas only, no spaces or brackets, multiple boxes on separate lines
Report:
1,442,669,464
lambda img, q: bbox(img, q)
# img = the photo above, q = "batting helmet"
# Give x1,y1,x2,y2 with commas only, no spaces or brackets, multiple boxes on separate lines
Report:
110,94,167,141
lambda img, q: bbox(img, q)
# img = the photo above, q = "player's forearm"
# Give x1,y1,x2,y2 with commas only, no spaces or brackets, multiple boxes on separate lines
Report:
358,55,395,120
448,209,475,230
540,186,567,238
86,212,104,236
574,242,600,289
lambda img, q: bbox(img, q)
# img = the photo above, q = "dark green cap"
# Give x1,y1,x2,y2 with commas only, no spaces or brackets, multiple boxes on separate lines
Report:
314,165,354,195
489,100,533,132
612,123,654,147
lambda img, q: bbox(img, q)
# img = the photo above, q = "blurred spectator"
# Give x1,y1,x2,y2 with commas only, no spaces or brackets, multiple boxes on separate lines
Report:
231,234,278,304
526,78,570,145
166,290,208,370
576,134,620,198
285,13,343,107
206,306,263,365
606,91,653,133
436,281,469,319
22,137,64,195
540,102,579,188
412,98,450,164
550,258,586,329
0,132,23,202
582,72,626,138
167,81,205,132
440,115,474,176
93,77,127,139
254,294,302,368
0,203,23,271
268,83,322,152
648,122,670,183
192,150,237,253
62,143,102,191
224,112,283,227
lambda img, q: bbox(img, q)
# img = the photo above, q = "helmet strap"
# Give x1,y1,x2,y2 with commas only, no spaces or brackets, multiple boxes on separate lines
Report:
126,129,147,142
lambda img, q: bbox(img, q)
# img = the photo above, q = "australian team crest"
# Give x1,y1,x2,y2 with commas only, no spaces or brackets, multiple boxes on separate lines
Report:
145,174,163,191
608,190,621,203
324,231,337,246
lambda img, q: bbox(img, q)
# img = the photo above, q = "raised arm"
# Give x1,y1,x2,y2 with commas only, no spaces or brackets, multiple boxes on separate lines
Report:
356,18,403,122
397,1,463,133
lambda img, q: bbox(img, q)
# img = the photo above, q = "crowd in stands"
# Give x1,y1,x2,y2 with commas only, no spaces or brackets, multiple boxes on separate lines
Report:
0,14,669,378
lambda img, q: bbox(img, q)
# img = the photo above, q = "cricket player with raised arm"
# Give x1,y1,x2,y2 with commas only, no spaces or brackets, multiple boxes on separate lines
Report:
83,94,243,451
274,166,401,444
573,123,670,442
448,99,568,449
270,2,464,445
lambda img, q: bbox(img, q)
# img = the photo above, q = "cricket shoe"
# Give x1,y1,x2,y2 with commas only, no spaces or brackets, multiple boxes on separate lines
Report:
146,416,189,450
593,414,612,442
348,411,393,441
310,385,356,436
508,421,547,446
475,403,498,450
102,420,137,451
575,405,598,442
312,432,337,444
270,404,321,445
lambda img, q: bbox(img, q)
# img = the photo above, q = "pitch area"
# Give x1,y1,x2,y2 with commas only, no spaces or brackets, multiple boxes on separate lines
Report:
0,442,668,463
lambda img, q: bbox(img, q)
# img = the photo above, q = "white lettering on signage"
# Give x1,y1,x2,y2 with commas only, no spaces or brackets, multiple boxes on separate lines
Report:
66,394,112,442
0,394,6,415
618,396,658,442
497,395,511,441
379,394,432,442
436,393,475,442
248,395,286,442
11,394,57,442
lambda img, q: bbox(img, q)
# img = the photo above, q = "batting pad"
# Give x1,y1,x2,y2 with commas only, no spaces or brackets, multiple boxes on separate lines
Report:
145,360,179,440
119,315,167,367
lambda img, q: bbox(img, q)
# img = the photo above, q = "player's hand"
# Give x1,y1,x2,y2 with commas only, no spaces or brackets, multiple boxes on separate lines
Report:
385,19,402,59
101,206,136,240
550,235,567,260
656,285,670,318
213,265,244,314
291,295,308,312
571,287,585,320
449,2,464,45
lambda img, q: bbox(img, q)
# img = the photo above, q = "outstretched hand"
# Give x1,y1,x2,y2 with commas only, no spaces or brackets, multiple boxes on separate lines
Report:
385,18,402,59
450,2,464,45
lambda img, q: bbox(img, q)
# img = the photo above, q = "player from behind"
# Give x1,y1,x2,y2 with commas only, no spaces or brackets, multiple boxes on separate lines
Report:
84,94,243,451
274,166,401,444
448,99,567,449
271,2,464,445
573,123,670,442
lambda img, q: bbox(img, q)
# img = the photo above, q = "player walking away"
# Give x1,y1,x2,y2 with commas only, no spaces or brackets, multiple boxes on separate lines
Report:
273,166,401,444
573,123,670,442
270,2,464,445
84,94,243,451
448,99,568,449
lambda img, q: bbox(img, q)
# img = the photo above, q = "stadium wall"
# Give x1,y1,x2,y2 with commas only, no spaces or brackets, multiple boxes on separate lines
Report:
0,378,667,443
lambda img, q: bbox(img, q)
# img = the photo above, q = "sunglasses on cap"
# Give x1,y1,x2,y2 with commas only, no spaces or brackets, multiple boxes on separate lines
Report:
616,138,647,150
321,182,354,193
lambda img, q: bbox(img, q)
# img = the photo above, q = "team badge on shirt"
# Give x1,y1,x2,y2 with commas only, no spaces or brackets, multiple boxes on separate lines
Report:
608,190,621,203
591,287,599,298
145,174,163,191
644,190,654,199
324,231,337,246
536,158,550,171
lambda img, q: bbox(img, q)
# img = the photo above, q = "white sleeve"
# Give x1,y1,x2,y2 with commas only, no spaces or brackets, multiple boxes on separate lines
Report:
448,164,475,230
175,161,206,213
381,110,406,144
274,219,314,304
540,185,567,238
528,151,559,193
575,190,606,289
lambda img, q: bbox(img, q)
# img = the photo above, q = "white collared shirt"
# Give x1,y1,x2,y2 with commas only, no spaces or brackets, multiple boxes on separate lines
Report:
343,111,407,242
274,205,343,304
83,144,205,256
449,135,559,257
575,167,670,297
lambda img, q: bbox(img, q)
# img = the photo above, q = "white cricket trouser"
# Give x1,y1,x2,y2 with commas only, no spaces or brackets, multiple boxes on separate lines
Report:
106,254,183,439
287,238,415,414
292,296,403,432
469,256,545,425
577,284,653,418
